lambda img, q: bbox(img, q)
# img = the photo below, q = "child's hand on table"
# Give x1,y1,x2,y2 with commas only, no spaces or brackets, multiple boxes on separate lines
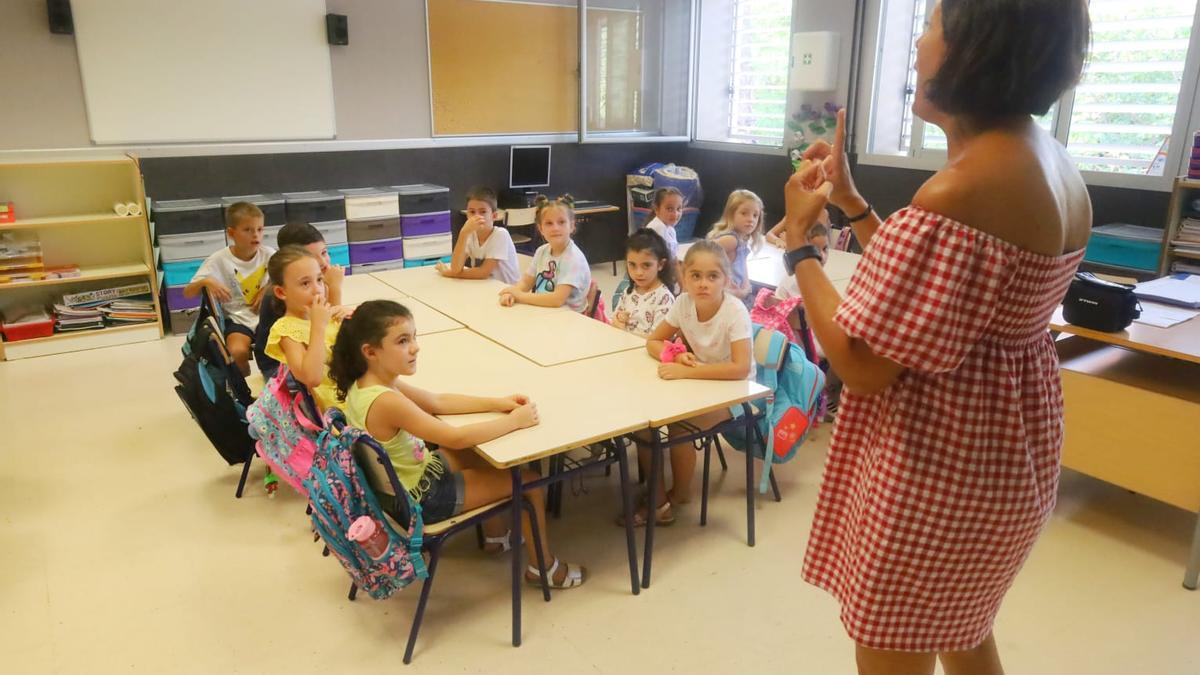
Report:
613,310,630,328
498,286,520,307
435,261,451,276
509,402,540,429
657,362,694,380
495,394,531,412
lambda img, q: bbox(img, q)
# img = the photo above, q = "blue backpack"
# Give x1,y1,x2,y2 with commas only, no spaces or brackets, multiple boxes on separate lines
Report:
724,325,825,494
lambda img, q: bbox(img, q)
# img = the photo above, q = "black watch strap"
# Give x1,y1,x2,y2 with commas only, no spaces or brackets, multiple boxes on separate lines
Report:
785,244,823,271
847,202,874,222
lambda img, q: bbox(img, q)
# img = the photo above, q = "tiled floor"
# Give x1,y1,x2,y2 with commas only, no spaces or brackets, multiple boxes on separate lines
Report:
2,264,1198,674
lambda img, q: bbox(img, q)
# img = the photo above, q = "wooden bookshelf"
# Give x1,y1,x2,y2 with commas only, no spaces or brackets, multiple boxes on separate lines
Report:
1160,176,1200,275
0,156,162,361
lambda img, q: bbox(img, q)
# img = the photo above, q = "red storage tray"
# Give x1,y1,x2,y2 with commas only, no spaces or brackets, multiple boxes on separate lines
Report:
0,317,54,342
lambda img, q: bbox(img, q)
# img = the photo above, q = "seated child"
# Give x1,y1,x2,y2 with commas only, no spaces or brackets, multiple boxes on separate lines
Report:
612,228,676,338
184,202,275,374
332,300,586,588
437,186,521,284
706,190,765,306
254,222,345,378
499,196,592,313
621,240,754,526
263,246,349,411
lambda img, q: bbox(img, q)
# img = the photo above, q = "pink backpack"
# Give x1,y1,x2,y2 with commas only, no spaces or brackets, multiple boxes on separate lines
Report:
246,366,321,493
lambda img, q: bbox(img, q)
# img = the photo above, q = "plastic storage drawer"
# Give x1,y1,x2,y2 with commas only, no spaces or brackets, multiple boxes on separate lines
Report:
154,198,224,236
169,308,201,335
351,259,407,275
221,194,285,226
349,238,404,265
347,217,402,242
283,191,346,224
395,184,451,215
342,188,400,220
165,285,201,311
159,230,227,262
328,244,350,267
1084,224,1162,272
163,259,204,286
0,316,55,342
400,211,452,238
313,219,348,245
262,224,283,251
403,255,452,268
402,233,452,260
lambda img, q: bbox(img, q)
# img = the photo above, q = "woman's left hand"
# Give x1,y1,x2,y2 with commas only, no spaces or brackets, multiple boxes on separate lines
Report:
784,160,834,249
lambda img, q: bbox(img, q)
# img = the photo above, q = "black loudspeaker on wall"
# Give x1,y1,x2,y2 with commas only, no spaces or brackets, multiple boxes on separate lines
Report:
47,0,73,35
326,13,348,45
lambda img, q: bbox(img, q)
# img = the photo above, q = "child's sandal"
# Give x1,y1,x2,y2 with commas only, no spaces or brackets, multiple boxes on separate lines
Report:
482,529,512,555
525,557,587,590
614,499,675,528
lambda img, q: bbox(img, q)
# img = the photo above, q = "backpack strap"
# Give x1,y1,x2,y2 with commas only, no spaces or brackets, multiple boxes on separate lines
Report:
751,326,787,494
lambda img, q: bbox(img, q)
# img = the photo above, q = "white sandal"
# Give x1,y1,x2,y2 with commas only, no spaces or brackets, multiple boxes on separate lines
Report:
482,529,512,554
526,557,587,589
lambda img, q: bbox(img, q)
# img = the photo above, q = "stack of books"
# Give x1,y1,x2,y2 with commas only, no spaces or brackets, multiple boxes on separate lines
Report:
1173,217,1200,259
0,232,44,284
100,296,156,325
54,282,155,331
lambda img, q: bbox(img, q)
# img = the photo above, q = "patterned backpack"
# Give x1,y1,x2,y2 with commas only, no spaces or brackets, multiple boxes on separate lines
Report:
245,366,320,493
723,325,825,494
310,410,427,599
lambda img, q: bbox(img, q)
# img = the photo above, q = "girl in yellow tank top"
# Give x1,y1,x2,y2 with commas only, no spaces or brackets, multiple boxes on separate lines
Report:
330,300,587,589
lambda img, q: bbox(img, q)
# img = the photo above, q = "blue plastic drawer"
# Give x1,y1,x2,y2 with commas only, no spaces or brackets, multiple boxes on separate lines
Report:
329,243,350,267
163,259,204,286
1085,224,1161,272
403,255,452,268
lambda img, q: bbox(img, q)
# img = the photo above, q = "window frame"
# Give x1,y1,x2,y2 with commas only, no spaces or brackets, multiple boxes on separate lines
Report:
857,0,1200,193
687,0,796,153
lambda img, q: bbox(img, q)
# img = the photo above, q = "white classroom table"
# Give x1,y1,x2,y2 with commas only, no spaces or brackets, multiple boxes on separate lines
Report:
370,267,646,366
338,273,465,335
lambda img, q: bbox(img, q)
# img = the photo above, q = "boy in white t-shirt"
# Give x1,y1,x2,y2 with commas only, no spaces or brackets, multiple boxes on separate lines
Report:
437,186,521,284
185,202,275,374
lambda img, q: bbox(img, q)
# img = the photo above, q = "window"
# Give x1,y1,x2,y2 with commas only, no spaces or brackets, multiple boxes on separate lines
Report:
695,0,794,146
867,0,1200,181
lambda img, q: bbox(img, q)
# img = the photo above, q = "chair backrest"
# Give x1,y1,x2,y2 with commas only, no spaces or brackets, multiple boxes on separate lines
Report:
173,316,256,465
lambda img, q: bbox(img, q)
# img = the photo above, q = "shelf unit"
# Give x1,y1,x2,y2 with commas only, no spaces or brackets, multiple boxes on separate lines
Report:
0,157,162,361
1159,176,1200,275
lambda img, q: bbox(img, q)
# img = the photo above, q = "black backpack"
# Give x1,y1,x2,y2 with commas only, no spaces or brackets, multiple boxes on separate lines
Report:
173,316,256,465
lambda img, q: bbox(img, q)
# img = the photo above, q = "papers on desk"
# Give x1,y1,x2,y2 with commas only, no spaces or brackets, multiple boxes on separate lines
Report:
1133,274,1200,309
1134,302,1200,328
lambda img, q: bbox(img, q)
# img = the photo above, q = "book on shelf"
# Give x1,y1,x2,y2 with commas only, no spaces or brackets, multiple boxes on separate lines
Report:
61,281,151,308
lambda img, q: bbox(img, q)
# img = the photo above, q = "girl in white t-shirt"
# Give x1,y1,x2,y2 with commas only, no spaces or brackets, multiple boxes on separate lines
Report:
620,240,754,527
612,228,676,337
645,187,684,261
499,196,592,313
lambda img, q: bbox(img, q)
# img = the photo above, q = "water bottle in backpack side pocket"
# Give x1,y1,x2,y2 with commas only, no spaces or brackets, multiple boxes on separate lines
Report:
347,515,390,560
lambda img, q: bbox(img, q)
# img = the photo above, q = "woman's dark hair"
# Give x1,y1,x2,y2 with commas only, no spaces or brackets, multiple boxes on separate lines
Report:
926,0,1090,123
624,228,676,294
330,300,413,400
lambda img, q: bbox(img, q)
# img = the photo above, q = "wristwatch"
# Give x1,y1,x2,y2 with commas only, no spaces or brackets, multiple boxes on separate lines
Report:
784,244,823,272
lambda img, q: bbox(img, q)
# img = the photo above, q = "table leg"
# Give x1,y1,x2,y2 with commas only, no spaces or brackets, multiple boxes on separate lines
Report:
510,468,523,646
641,426,664,589
1184,511,1200,590
616,439,641,595
744,404,756,548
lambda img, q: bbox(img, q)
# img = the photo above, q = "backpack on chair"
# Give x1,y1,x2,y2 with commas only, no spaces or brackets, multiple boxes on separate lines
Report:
722,325,825,494
245,365,323,493
173,315,257,465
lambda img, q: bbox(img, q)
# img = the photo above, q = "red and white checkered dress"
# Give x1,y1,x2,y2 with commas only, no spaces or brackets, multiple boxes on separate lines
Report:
802,206,1085,652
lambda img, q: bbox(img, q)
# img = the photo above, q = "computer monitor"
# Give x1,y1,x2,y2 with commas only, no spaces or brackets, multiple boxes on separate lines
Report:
509,145,551,189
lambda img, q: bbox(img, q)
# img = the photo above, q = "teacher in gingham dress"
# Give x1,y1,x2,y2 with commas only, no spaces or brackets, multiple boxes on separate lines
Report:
780,2,1093,674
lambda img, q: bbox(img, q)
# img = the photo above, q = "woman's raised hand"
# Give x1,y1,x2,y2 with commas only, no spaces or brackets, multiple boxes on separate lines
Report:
801,109,863,213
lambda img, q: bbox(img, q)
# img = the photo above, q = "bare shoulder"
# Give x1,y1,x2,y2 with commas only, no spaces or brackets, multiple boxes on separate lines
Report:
913,129,1090,255
713,233,738,253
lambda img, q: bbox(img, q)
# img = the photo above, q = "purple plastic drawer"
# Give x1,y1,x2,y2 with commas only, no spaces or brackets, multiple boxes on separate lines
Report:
399,211,451,238
165,285,201,311
349,237,404,264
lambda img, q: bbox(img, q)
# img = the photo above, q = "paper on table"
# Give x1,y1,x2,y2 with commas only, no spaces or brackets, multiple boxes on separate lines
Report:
1134,275,1200,308
1134,302,1200,328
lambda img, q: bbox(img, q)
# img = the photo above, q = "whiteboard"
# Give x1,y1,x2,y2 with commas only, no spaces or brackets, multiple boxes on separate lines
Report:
72,0,336,144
